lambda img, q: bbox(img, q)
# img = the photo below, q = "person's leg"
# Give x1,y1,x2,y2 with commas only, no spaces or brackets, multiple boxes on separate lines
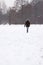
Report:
27,27,28,33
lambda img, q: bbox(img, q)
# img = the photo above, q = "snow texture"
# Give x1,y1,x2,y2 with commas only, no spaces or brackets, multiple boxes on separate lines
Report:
0,24,43,65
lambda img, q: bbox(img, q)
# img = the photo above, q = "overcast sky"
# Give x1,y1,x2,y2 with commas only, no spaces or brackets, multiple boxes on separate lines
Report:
0,0,32,8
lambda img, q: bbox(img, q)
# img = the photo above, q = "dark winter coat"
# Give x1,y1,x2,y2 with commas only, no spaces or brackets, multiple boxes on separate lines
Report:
25,20,30,27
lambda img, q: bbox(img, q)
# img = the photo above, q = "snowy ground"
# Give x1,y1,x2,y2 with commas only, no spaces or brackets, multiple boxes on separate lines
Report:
0,24,43,65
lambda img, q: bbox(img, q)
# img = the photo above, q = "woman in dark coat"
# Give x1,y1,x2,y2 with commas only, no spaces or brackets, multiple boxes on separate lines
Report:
24,20,30,33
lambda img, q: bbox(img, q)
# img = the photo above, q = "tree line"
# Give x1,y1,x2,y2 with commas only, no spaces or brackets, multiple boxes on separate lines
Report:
0,0,43,24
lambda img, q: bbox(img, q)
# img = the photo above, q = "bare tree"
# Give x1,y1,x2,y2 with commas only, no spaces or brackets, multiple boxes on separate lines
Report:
14,0,29,12
1,1,7,14
31,0,43,6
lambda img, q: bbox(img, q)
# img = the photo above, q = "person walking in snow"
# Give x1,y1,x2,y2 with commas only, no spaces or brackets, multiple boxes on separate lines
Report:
24,20,30,33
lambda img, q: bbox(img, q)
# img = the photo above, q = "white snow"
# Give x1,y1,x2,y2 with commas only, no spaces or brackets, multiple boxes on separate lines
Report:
0,24,43,65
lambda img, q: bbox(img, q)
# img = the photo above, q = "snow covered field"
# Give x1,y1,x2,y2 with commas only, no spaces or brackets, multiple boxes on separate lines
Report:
0,24,43,65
